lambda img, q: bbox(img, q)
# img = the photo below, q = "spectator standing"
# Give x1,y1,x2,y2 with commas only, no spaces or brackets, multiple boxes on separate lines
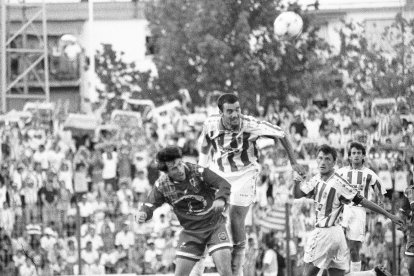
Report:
115,221,134,250
102,146,118,190
131,170,151,203
38,177,58,227
20,178,38,224
304,109,322,140
290,111,307,137
367,235,386,268
0,202,15,235
81,241,100,270
244,237,258,276
19,257,37,276
33,144,49,171
262,237,278,276
40,228,57,252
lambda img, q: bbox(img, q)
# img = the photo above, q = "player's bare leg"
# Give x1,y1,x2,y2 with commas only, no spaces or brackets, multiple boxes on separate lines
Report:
175,258,198,276
348,240,362,272
189,259,205,276
211,248,233,276
407,256,414,276
229,204,250,276
303,262,321,276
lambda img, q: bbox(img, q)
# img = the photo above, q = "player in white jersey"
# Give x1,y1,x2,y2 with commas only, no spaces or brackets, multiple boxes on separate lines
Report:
293,144,402,276
337,142,386,273
198,93,304,275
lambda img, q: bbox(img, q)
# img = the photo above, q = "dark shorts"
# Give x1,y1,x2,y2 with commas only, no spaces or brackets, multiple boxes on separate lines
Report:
406,231,414,257
176,223,232,261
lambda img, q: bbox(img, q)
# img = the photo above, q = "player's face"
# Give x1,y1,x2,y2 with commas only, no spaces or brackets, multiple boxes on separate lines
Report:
221,102,241,128
350,147,364,166
166,158,186,181
316,151,335,175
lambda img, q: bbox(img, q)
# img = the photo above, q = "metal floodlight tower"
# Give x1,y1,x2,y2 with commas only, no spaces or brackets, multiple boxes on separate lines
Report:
0,0,50,113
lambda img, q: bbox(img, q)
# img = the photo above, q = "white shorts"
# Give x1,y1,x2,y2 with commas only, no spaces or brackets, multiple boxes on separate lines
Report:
341,205,366,242
215,166,259,207
304,225,349,271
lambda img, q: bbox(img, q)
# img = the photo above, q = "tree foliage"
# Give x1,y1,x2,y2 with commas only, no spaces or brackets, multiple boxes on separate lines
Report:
145,0,334,108
334,13,414,103
94,44,158,112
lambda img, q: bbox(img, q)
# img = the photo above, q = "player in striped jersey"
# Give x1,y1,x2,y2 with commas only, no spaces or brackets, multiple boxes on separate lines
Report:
198,93,304,275
293,144,402,276
336,142,387,273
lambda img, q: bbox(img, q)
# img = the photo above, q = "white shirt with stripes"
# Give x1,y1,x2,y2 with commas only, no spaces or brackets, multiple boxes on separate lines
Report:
198,114,285,173
336,165,386,204
300,172,358,228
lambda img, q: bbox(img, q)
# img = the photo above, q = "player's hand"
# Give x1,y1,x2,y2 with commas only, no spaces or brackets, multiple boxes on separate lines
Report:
397,221,408,232
390,215,405,229
293,172,305,183
292,163,306,176
212,198,226,213
135,211,147,223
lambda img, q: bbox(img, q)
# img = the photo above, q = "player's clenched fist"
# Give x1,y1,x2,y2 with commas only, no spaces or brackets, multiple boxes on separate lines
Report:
212,198,226,212
135,211,147,223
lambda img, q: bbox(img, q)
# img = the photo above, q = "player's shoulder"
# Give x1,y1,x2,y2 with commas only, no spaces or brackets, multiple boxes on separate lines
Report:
332,173,356,193
362,166,377,175
241,114,281,128
336,166,350,175
307,174,321,186
155,174,169,189
333,172,350,186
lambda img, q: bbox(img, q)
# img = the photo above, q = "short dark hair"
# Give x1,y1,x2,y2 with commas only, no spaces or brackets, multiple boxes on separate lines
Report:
217,93,239,112
348,142,366,156
156,146,183,172
317,144,337,162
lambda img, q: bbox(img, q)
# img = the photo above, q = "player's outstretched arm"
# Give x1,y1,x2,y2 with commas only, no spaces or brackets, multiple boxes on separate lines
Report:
279,135,306,176
359,197,404,227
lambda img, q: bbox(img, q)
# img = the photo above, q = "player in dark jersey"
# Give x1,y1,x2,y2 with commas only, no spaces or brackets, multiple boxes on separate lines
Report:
136,146,232,276
399,183,414,276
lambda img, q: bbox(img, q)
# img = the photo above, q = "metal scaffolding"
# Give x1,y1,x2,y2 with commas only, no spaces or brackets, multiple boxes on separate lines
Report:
0,0,49,113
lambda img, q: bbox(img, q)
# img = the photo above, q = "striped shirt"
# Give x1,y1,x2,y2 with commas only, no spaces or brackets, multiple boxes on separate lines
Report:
300,172,358,228
336,166,386,204
198,114,285,173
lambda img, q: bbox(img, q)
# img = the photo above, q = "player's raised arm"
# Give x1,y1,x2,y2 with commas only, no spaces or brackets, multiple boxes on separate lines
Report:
245,116,305,175
279,134,306,175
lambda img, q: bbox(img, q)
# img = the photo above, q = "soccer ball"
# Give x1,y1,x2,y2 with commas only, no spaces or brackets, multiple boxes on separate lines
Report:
273,11,303,39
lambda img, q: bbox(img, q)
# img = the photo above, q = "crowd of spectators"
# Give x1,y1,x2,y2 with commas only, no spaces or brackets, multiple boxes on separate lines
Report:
0,94,412,276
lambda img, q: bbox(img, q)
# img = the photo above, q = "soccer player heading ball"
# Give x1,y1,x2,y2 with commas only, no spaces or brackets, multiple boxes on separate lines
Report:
198,93,305,275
